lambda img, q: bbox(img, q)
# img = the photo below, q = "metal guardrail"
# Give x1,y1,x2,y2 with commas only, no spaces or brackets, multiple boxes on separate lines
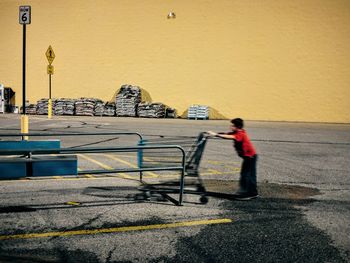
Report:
0,144,187,206
66,145,187,206
0,132,145,179
0,132,143,141
0,132,190,205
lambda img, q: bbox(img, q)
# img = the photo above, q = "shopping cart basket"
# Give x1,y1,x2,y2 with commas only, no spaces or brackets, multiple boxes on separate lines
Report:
135,132,209,205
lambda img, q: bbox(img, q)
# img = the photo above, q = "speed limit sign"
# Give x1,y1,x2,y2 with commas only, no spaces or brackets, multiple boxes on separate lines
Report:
19,6,31,24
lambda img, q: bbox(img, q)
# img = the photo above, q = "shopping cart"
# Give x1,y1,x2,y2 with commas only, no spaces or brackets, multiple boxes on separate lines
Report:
135,132,209,205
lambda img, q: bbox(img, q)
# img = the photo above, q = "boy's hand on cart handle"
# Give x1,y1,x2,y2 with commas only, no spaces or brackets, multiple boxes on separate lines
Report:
207,131,217,137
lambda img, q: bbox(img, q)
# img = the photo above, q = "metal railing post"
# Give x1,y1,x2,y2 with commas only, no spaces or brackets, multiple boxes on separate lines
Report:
137,139,145,182
178,147,186,206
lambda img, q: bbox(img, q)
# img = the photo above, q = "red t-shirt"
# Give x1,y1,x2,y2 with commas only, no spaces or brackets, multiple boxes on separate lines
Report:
230,129,256,157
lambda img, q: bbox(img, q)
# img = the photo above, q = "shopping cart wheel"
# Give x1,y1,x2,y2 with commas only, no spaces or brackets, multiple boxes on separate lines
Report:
134,191,151,201
144,191,151,198
156,195,168,202
134,193,145,200
200,195,208,204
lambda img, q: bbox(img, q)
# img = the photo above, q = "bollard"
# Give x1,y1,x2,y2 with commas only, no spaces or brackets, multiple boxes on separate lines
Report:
48,99,52,119
21,115,29,140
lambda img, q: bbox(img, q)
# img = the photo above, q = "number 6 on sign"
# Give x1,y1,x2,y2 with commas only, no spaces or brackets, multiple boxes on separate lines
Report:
19,6,31,24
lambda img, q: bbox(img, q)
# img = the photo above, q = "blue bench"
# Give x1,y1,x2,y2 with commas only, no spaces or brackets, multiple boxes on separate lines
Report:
0,140,77,179
30,155,77,177
0,140,60,154
0,157,28,178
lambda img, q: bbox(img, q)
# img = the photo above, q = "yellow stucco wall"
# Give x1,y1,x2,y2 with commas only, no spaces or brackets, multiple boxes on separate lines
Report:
1,0,349,122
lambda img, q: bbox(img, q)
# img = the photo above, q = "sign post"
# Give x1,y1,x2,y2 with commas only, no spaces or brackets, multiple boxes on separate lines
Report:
46,46,55,119
19,6,31,140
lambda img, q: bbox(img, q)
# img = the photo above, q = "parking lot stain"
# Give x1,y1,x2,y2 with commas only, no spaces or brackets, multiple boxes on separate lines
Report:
203,179,320,200
151,180,346,263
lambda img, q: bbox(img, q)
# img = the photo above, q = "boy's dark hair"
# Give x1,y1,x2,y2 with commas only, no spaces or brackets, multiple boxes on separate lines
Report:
231,118,244,129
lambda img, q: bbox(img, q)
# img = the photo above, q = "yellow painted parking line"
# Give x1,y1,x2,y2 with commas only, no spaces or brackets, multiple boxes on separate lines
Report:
142,157,159,164
78,154,113,170
0,157,242,182
104,154,158,178
78,154,133,179
0,171,240,183
143,170,227,179
84,174,96,179
144,156,180,162
0,176,137,183
77,168,96,179
103,154,138,168
0,218,232,240
155,169,231,178
207,160,238,165
224,165,241,172
159,173,181,178
107,154,134,158
204,169,222,175
207,160,222,165
52,176,64,179
66,201,81,206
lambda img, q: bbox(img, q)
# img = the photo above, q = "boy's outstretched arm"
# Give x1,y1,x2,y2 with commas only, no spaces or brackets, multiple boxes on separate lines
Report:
207,131,235,140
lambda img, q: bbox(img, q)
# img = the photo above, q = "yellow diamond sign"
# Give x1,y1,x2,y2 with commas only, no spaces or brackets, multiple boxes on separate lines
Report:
46,45,55,64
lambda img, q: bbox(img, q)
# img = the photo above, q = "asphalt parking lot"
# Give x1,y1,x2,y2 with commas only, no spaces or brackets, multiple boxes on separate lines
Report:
0,114,349,262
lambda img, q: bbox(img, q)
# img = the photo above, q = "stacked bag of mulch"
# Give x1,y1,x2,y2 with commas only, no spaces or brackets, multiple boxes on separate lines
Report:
36,98,56,115
26,104,37,115
103,102,116,116
165,108,177,118
94,101,105,116
94,101,116,116
115,84,141,117
137,102,166,118
75,98,103,116
55,98,75,115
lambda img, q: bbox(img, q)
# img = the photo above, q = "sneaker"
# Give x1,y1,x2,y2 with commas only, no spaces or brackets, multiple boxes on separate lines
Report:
234,193,259,201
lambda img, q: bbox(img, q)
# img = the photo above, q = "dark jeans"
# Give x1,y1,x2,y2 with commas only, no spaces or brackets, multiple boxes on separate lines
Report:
239,155,258,195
